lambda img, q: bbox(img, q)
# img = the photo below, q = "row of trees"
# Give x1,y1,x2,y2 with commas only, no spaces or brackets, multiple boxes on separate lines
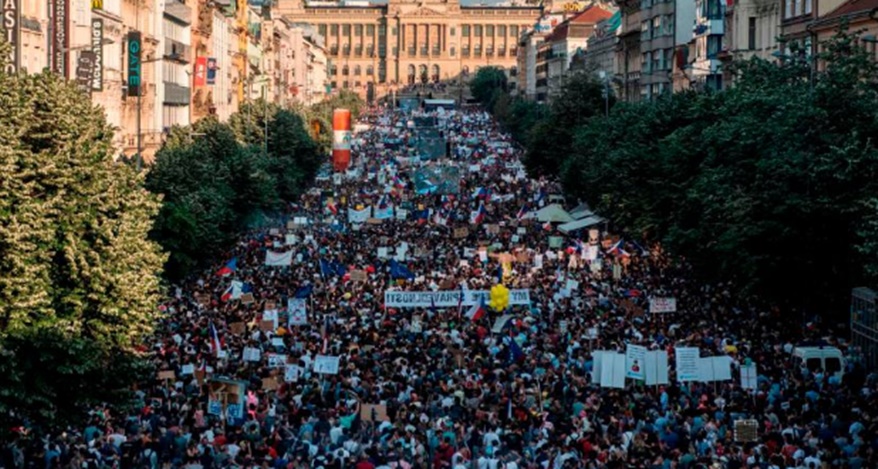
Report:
0,29,364,432
473,30,878,313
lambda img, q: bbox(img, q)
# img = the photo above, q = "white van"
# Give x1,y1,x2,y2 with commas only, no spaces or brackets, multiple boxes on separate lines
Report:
791,346,845,380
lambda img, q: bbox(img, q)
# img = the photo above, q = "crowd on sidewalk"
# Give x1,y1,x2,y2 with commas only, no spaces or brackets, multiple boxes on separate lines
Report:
5,105,878,469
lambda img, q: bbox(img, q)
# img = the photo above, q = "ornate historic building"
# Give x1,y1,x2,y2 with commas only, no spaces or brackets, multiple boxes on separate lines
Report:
276,0,542,98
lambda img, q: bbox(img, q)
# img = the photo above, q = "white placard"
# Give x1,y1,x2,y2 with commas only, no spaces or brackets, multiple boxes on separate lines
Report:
313,355,341,375
288,298,308,326
384,289,531,308
267,353,287,368
263,309,279,329
585,245,598,261
271,337,285,347
284,234,298,245
265,250,293,267
592,350,605,383
284,365,301,382
348,207,371,223
675,347,700,382
377,247,390,259
645,350,670,386
697,356,733,382
243,347,262,362
649,297,677,313
586,327,599,339
625,344,648,380
516,227,526,235
740,363,758,390
396,209,408,220
181,364,195,375
600,352,627,389
565,279,580,292
534,255,543,269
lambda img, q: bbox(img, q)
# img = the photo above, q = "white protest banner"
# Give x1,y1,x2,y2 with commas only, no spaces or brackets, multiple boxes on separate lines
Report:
265,250,293,267
348,207,371,223
625,344,648,380
288,298,308,326
181,364,195,375
649,297,677,313
592,351,605,383
313,355,341,375
396,209,408,220
645,350,670,386
384,289,531,308
284,365,301,382
740,363,758,390
675,347,700,382
243,347,261,362
267,353,287,368
374,206,394,219
697,356,733,382
263,309,279,330
600,352,627,389
377,247,390,259
284,234,298,246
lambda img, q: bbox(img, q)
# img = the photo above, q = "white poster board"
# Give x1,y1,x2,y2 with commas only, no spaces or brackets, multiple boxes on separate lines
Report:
243,347,262,362
697,356,733,382
284,365,301,382
625,344,648,380
740,363,758,390
644,350,670,386
649,297,677,313
288,298,308,326
265,251,293,267
600,352,627,389
267,353,287,368
313,355,341,375
675,347,700,382
263,309,279,329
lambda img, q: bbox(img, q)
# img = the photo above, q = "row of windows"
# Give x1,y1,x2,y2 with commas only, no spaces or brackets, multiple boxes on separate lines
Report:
784,0,813,19
317,23,521,39
642,48,674,73
327,44,517,58
640,0,673,9
329,65,376,76
641,15,674,40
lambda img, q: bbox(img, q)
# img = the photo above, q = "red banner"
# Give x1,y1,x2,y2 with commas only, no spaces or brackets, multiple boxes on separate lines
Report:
193,57,207,87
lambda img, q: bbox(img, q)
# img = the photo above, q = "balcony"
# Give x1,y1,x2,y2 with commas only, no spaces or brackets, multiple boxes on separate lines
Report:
163,82,191,105
164,1,192,25
164,39,191,63
693,18,724,36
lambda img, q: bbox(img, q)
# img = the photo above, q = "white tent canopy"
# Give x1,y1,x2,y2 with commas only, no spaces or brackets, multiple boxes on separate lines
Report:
528,204,575,223
558,215,606,234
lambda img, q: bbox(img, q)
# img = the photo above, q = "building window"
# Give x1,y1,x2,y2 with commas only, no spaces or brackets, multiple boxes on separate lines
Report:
805,0,812,14
355,24,363,36
510,25,519,37
707,35,721,57
498,26,506,37
653,52,660,71
367,24,375,35
652,16,661,37
641,21,650,40
642,51,651,73
343,81,349,88
748,17,757,50
665,48,673,70
474,25,483,37
342,65,349,75
461,25,470,37
486,25,494,37
330,24,339,35
331,81,337,88
462,45,470,57
450,27,456,36
366,65,374,75
353,65,361,75
392,27,398,35
641,0,651,8
703,0,723,20
342,24,351,35
784,0,793,18
319,24,327,37
665,15,674,36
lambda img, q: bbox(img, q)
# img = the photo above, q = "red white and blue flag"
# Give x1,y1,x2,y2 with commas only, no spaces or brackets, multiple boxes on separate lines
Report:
516,204,529,220
216,257,237,277
465,298,487,321
210,322,224,357
607,239,630,258
470,203,487,225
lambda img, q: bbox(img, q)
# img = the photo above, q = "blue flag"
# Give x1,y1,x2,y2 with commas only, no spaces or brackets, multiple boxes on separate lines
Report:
294,284,313,298
390,259,415,280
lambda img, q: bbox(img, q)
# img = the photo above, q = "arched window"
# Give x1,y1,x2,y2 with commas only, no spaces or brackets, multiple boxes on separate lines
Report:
431,64,440,82
353,65,361,76
461,65,470,76
407,64,416,84
342,65,349,76
366,65,374,75
418,64,428,83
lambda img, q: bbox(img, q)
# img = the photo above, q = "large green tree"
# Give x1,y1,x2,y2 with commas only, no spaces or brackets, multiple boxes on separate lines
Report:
0,50,165,431
562,29,878,312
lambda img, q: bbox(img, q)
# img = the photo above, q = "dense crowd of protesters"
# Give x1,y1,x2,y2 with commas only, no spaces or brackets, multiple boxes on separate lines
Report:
4,104,878,469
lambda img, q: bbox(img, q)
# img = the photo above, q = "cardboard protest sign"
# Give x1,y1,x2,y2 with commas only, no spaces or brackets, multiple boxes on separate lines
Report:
259,320,275,332
157,370,176,381
486,224,500,235
240,293,255,304
366,218,383,224
229,322,246,335
262,377,280,391
734,420,759,442
350,269,368,282
360,404,389,422
454,228,469,239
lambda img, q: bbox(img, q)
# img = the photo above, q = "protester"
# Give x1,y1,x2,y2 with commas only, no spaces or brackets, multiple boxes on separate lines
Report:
7,103,877,469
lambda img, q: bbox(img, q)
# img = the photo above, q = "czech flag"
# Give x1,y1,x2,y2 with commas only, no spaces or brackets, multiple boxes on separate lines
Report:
542,220,552,231
465,298,487,321
470,203,487,225
216,257,237,277
209,322,224,357
607,239,630,258
472,187,489,200
516,204,529,220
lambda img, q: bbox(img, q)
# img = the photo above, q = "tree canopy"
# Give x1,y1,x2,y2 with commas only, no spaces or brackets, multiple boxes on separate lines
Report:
0,52,165,431
560,30,878,312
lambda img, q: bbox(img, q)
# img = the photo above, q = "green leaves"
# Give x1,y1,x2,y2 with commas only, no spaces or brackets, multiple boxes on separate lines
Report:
147,103,325,281
557,29,878,310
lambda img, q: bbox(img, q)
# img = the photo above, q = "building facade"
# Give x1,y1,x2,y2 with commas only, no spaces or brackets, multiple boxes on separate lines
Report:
615,0,642,101
276,0,541,98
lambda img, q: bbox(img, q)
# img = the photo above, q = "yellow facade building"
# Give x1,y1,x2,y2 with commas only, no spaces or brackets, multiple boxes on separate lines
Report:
276,0,542,98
